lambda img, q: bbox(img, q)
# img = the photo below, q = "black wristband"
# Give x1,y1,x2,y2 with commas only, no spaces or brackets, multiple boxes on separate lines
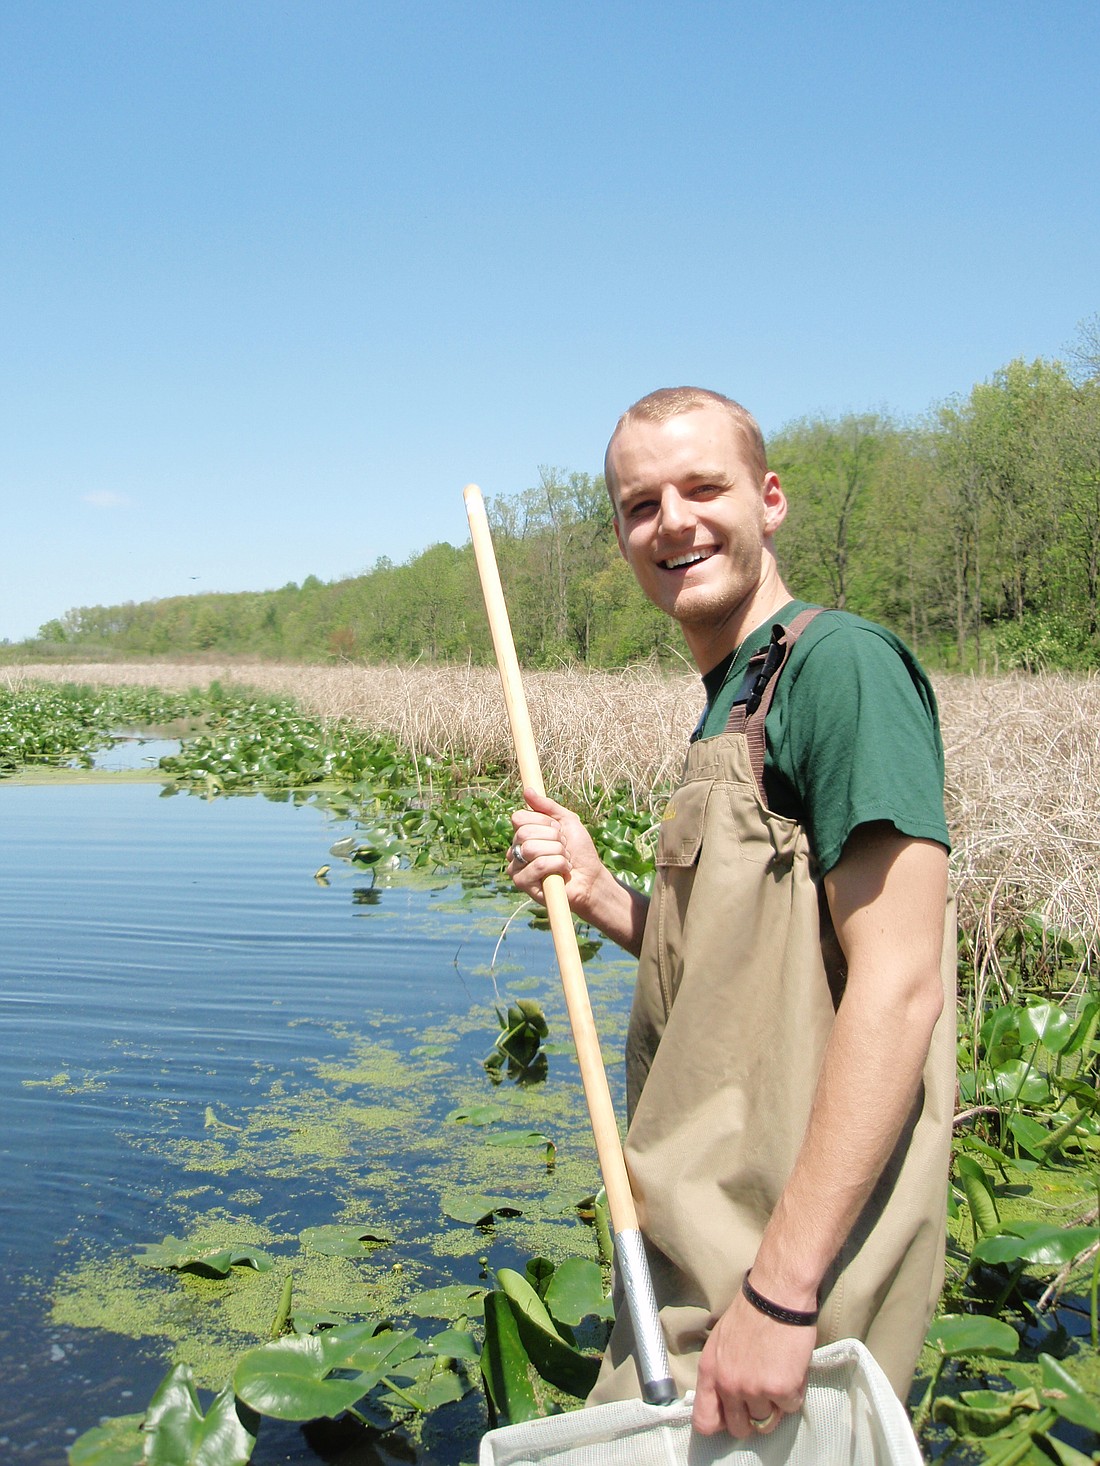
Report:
741,1272,819,1327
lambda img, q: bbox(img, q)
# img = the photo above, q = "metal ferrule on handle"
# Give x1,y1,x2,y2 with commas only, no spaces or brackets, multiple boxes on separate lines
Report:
463,482,675,1406
615,1228,677,1405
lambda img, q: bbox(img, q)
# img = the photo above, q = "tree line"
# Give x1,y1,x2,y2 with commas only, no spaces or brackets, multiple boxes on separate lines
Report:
27,327,1100,673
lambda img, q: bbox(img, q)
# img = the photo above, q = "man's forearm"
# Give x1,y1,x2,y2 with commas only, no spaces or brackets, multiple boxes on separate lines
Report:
572,871,650,959
748,955,943,1306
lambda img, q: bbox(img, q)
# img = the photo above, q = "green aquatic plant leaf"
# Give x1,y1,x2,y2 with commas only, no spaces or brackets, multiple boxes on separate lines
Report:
1061,1000,1100,1059
972,1222,1100,1269
1018,1002,1073,1053
143,1365,260,1466
381,1367,469,1412
524,1256,555,1299
446,1104,506,1126
68,1413,145,1466
425,1328,480,1361
298,1224,391,1257
480,1290,540,1426
981,1006,1023,1069
483,1129,553,1149
1059,1077,1100,1114
405,1285,485,1322
926,1314,1019,1359
1042,1437,1099,1466
441,1193,522,1224
136,1236,274,1278
956,1133,1011,1168
931,1386,1039,1437
1007,1113,1054,1159
232,1325,419,1421
1039,1353,1100,1432
544,1257,614,1327
957,1154,1000,1240
983,1061,1052,1106
496,1267,601,1398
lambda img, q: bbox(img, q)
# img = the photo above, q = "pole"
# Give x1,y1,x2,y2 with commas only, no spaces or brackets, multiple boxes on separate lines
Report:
464,483,675,1405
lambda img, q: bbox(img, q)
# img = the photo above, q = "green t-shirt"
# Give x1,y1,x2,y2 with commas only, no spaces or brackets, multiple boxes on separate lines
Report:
696,600,950,874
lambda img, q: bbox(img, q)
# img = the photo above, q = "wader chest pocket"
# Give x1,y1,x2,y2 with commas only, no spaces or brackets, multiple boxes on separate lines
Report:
655,779,711,867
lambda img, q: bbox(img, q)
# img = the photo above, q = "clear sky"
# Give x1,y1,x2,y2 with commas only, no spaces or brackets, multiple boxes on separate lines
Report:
2,1,1097,642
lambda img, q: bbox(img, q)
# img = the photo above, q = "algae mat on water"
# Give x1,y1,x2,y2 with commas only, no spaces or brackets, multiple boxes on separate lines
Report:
46,949,632,1459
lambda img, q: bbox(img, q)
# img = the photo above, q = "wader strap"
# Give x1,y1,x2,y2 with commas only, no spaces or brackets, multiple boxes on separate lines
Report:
725,608,824,799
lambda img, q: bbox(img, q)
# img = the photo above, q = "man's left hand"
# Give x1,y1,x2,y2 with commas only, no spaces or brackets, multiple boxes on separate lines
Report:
691,1288,813,1438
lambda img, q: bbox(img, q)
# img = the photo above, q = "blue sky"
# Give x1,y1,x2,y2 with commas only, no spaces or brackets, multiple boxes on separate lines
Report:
2,1,1097,642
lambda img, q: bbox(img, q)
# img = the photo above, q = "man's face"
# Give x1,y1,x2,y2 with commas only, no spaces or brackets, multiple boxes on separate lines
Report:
608,404,786,647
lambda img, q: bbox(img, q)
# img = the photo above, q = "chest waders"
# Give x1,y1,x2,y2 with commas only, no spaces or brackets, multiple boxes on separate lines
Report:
590,611,957,1405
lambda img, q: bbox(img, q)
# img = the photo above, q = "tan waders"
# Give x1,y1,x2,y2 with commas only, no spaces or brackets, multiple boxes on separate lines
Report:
590,617,956,1405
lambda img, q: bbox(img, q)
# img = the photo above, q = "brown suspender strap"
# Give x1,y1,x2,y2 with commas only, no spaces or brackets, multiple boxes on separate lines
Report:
724,608,824,800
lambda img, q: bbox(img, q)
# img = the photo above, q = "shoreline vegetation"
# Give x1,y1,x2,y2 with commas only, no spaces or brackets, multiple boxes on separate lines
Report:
11,341,1100,678
7,658,1099,973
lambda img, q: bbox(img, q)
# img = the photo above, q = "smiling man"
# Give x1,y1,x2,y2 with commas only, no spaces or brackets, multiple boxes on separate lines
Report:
508,387,956,1440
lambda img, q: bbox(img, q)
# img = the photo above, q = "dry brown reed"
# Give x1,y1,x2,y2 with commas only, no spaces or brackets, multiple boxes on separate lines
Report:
11,661,1100,980
936,673,1100,1000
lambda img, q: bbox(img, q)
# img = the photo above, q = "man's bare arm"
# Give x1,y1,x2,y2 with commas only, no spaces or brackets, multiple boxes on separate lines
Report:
692,824,948,1438
508,788,651,958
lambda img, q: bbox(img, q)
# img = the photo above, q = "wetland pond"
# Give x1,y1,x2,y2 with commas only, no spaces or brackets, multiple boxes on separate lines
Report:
0,774,634,1463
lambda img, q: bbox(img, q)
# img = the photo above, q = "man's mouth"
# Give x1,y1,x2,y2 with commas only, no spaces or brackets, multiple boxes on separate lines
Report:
660,548,715,571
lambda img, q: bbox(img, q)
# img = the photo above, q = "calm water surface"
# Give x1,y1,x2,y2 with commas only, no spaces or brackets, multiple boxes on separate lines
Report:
0,781,627,1464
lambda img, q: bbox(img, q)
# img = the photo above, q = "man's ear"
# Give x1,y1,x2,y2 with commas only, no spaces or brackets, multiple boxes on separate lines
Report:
762,472,788,536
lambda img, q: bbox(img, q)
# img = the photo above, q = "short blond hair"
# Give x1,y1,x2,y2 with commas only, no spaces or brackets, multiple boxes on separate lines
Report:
605,387,768,492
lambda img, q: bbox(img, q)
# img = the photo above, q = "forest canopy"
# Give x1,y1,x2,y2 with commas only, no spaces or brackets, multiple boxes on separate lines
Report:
22,334,1100,673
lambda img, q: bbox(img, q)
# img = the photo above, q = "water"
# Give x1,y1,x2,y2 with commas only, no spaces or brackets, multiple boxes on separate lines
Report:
0,781,630,1463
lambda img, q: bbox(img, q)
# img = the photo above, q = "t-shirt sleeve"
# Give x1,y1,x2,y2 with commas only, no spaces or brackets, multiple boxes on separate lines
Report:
770,621,950,875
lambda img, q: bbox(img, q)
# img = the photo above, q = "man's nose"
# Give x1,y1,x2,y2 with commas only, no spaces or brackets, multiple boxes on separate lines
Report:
657,488,692,534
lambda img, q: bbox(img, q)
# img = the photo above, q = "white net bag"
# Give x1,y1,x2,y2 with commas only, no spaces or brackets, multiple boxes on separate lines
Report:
479,1339,923,1466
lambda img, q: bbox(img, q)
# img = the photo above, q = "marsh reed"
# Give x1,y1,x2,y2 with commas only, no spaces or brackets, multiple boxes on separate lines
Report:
11,660,1099,987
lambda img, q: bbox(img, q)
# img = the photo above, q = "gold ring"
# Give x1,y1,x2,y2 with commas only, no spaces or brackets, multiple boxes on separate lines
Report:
749,1411,777,1431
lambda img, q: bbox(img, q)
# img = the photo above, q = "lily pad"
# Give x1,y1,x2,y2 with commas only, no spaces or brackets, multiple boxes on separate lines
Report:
299,1224,391,1257
233,1324,419,1421
405,1285,485,1322
483,1130,553,1149
136,1236,274,1278
496,1268,601,1397
68,1414,145,1466
142,1365,260,1466
926,1314,1019,1359
971,1222,1099,1269
544,1257,614,1327
932,1386,1039,1436
382,1368,469,1412
425,1328,480,1361
982,1061,1052,1106
441,1193,522,1225
1018,1002,1073,1052
446,1104,506,1126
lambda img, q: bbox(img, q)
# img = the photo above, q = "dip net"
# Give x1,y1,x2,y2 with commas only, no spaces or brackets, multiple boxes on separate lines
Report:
479,1340,923,1466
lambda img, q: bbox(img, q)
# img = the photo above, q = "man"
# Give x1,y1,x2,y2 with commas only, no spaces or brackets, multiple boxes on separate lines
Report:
508,387,955,1439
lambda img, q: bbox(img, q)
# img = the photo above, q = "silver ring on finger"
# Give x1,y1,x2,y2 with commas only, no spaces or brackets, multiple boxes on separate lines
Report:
510,843,527,866
749,1411,777,1432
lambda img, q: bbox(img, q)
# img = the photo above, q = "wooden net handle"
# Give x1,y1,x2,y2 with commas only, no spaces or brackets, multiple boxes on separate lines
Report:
463,483,639,1234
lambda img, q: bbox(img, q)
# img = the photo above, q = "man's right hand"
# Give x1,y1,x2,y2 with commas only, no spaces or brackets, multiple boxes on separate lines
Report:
508,789,650,958
508,788,604,915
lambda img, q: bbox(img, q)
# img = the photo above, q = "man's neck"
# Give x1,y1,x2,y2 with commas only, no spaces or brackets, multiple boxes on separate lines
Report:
684,572,795,676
